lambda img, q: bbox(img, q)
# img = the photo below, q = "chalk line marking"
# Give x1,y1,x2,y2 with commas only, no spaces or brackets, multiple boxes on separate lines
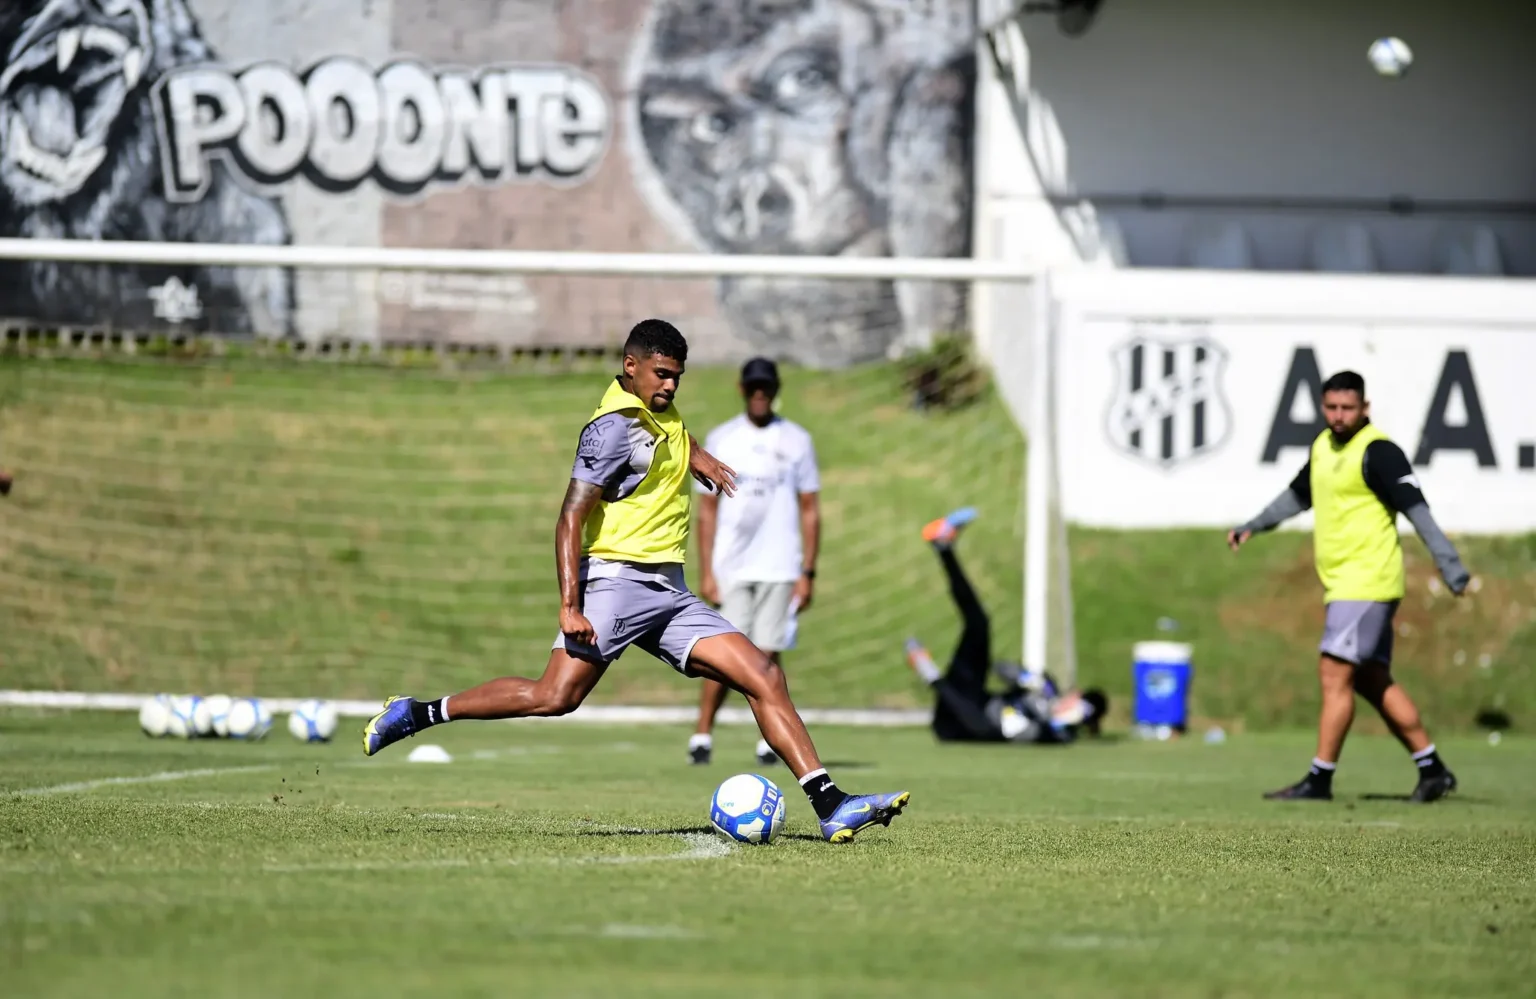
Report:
11,765,275,797
263,831,732,874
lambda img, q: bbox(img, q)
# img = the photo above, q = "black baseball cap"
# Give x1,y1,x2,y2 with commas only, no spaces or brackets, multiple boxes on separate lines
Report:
740,357,780,388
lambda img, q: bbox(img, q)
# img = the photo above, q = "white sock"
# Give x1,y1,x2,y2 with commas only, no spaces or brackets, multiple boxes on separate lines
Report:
689,733,712,750
1412,744,1438,766
1311,757,1337,772
798,767,828,787
755,738,774,758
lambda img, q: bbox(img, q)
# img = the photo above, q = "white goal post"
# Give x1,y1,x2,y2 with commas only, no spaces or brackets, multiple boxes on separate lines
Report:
0,238,1073,699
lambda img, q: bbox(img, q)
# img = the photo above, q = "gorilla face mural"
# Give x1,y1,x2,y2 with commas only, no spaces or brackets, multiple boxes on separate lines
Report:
630,0,976,367
0,0,976,362
0,0,293,336
0,0,148,205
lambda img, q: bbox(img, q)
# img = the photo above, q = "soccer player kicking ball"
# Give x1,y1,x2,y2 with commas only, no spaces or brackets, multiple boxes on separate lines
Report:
1229,371,1469,803
363,320,909,843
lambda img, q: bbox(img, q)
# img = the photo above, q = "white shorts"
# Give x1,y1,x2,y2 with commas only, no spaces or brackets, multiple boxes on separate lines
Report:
718,580,797,653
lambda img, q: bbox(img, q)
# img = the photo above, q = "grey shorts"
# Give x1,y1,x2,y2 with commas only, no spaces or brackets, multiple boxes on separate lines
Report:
718,580,797,652
1320,600,1399,666
552,575,738,674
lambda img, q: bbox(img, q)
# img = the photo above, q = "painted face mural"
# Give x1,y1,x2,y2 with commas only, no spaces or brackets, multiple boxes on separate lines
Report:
628,0,975,366
0,0,292,335
0,0,975,365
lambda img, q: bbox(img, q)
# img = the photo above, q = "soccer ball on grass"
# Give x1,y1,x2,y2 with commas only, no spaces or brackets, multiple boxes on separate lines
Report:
203,695,234,737
710,773,787,845
226,698,272,740
287,699,339,743
138,694,173,737
166,695,203,739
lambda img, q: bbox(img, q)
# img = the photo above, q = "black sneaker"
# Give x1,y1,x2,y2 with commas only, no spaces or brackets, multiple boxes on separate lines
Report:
755,745,779,767
1263,777,1333,801
1410,769,1457,803
688,742,711,766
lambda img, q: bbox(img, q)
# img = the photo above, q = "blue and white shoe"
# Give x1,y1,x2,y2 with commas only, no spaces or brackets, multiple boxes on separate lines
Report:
362,696,416,756
820,790,911,843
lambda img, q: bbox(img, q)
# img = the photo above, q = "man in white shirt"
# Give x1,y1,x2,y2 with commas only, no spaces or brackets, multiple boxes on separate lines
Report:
690,357,821,766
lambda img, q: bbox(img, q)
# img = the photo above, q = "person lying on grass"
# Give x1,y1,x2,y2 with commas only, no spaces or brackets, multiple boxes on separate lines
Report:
905,508,1107,744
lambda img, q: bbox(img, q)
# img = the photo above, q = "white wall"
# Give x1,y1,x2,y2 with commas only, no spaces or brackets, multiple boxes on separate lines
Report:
983,0,1536,274
1048,269,1536,533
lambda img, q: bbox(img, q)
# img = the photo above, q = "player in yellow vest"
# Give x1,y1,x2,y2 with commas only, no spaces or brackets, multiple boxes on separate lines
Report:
363,320,909,842
1229,371,1470,803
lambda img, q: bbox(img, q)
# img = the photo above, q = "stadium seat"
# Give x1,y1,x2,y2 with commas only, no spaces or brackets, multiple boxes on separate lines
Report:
1434,226,1506,276
1183,220,1254,270
1309,224,1379,273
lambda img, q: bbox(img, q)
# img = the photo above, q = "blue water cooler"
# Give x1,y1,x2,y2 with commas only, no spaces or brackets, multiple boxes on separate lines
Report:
1132,641,1193,730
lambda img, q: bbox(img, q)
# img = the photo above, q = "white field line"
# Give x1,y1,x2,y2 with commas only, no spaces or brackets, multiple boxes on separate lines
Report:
0,690,928,727
11,765,275,796
262,832,731,873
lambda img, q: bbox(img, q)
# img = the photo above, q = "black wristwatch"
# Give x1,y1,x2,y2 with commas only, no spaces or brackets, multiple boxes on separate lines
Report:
801,568,816,580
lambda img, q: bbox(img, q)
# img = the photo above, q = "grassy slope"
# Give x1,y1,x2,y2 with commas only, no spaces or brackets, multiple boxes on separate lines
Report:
0,357,1531,729
2,712,1532,998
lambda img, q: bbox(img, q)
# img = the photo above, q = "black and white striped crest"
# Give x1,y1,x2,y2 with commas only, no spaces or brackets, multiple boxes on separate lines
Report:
1106,335,1231,467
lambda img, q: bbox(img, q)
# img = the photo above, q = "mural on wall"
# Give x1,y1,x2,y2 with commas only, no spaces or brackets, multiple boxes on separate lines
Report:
0,0,292,335
627,0,976,366
0,0,976,366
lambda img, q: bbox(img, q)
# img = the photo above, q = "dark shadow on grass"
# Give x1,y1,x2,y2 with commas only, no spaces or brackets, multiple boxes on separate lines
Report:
1357,793,1490,805
572,826,716,838
568,825,822,843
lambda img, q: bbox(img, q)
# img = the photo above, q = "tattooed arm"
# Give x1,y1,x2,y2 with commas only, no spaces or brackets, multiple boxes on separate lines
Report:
556,479,605,642
560,413,632,641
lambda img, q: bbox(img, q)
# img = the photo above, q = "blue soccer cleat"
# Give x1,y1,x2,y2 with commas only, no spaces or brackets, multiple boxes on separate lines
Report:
362,696,416,756
820,790,911,843
921,507,978,547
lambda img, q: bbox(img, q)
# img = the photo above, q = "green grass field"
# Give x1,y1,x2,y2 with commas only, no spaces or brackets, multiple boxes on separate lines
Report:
0,357,1532,730
3,710,1532,997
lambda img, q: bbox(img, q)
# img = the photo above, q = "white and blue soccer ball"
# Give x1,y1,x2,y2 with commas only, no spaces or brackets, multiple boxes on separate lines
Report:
138,694,173,737
226,698,272,740
1368,36,1413,77
166,695,202,739
190,697,215,738
203,695,234,738
287,699,339,743
710,773,787,845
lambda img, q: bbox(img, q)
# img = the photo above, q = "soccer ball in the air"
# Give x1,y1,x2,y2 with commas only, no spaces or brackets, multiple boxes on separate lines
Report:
226,698,273,740
166,695,203,739
203,695,234,738
139,694,173,737
1368,36,1412,77
287,699,339,743
710,773,787,845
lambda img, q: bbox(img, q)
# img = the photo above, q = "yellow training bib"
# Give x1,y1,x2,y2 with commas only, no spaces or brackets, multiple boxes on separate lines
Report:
580,378,691,564
1310,423,1404,603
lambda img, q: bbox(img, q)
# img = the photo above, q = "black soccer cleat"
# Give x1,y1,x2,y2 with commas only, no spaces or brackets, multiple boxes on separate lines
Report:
688,742,712,766
1263,776,1334,801
1410,769,1457,803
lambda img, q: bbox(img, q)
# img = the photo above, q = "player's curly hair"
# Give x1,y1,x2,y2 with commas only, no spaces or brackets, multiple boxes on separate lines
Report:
624,319,688,363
